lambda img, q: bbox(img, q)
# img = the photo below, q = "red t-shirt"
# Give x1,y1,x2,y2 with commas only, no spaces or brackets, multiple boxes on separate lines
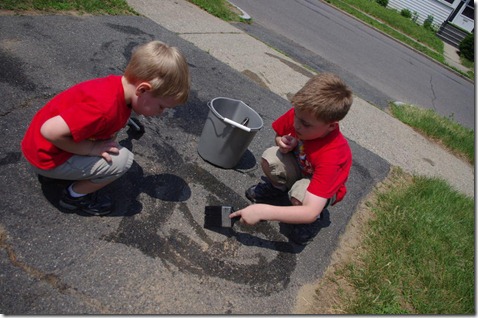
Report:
272,108,352,204
21,75,131,169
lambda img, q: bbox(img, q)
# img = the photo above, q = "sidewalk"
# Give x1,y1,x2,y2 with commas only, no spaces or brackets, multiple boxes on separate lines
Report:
127,0,473,197
443,42,471,74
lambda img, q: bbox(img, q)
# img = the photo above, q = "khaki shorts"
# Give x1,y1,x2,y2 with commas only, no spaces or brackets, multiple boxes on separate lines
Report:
31,147,134,184
262,146,335,207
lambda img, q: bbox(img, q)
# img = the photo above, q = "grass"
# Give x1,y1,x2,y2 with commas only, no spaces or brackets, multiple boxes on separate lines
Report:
390,103,474,165
188,0,247,22
326,0,444,54
460,55,475,79
0,0,137,15
339,168,474,314
460,55,474,69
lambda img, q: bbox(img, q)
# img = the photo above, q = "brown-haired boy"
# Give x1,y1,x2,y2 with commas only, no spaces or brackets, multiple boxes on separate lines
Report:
21,41,190,216
230,73,353,245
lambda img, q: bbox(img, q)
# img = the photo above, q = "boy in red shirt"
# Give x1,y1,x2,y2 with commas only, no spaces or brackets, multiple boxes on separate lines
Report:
21,41,190,216
230,73,353,245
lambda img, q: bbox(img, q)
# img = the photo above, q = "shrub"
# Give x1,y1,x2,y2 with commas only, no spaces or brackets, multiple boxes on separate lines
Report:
459,33,474,61
400,8,412,18
376,0,388,7
412,11,419,23
423,15,434,30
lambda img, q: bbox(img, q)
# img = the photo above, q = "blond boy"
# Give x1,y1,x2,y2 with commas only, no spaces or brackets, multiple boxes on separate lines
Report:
21,41,190,216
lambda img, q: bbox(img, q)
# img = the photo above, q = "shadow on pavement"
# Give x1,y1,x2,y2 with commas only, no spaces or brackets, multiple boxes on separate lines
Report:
38,126,192,217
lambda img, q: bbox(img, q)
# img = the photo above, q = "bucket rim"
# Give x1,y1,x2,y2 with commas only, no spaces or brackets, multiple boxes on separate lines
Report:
207,96,264,131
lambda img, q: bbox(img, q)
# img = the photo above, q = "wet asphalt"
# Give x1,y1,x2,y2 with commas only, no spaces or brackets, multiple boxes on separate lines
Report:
0,15,389,314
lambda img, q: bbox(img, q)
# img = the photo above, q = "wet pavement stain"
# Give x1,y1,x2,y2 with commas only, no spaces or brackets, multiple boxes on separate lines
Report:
103,139,301,295
103,163,300,295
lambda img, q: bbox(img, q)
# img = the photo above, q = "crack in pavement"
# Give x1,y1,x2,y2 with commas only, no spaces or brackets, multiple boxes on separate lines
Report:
429,74,438,111
0,224,111,314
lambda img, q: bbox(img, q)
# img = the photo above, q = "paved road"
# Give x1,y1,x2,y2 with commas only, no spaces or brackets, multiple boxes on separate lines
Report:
0,15,388,314
231,0,475,129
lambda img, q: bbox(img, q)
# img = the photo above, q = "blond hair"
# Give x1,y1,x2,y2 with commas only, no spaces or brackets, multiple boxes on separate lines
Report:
291,73,353,123
124,41,190,103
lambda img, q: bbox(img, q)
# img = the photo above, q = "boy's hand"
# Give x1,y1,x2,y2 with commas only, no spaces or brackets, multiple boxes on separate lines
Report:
229,205,264,225
278,134,297,153
89,140,120,163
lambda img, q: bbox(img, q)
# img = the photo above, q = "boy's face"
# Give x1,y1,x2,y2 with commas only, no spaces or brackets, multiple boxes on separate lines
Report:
131,82,180,116
294,109,337,140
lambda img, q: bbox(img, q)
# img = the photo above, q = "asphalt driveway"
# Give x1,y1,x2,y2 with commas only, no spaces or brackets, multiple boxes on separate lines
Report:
0,15,389,314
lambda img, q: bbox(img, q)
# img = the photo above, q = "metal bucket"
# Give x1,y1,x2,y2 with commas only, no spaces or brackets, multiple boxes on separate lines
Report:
198,97,263,169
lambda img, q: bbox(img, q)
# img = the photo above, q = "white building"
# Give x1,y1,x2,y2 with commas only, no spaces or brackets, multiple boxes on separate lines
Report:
388,0,474,47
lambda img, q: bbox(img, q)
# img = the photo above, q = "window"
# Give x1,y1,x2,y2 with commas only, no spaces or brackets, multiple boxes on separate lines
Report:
462,1,474,19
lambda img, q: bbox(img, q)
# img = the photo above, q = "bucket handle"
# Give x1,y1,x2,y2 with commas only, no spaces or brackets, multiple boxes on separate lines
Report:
223,117,251,132
207,101,252,132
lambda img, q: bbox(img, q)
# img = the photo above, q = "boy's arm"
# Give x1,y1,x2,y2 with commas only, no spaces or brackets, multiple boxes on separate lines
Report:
230,191,328,225
40,115,119,162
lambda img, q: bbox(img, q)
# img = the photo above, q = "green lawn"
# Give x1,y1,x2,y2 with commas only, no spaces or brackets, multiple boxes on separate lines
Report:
188,0,242,21
0,0,137,15
390,103,474,165
341,168,474,314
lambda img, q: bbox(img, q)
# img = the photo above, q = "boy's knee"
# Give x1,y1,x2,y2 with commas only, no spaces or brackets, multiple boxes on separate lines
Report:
288,179,309,204
261,146,283,175
262,146,300,189
260,157,270,173
90,148,134,184
115,147,134,175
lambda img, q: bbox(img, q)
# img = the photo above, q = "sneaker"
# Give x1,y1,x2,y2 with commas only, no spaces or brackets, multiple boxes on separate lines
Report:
59,189,113,216
288,218,322,246
245,179,288,203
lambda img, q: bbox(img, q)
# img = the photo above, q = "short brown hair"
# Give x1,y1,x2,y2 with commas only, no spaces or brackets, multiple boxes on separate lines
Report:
291,73,353,123
124,41,190,104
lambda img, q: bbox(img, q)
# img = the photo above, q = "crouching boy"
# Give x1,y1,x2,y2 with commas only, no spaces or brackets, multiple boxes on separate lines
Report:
230,73,353,245
21,41,190,216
